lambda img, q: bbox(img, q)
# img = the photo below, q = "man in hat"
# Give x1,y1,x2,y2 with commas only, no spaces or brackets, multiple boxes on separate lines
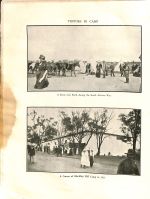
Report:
117,149,140,175
123,63,130,83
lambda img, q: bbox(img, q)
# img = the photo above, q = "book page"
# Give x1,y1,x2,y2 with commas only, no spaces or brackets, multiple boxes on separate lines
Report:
1,1,150,199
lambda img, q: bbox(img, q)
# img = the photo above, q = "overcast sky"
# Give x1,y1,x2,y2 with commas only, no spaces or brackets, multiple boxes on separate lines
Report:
27,107,140,155
28,26,141,62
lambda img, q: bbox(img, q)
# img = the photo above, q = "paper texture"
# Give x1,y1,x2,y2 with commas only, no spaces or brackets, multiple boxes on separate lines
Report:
1,1,150,199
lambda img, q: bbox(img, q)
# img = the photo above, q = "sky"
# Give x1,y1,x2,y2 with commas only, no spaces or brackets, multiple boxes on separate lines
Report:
27,26,141,62
27,107,140,156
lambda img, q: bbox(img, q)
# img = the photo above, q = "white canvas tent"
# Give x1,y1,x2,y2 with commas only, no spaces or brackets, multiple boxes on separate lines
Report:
114,61,122,72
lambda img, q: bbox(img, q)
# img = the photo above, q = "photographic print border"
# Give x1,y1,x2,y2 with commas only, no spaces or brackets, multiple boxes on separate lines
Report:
26,106,141,175
27,25,142,93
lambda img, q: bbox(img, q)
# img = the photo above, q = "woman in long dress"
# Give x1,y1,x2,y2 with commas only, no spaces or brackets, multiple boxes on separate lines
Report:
34,59,49,89
96,63,101,78
81,150,90,168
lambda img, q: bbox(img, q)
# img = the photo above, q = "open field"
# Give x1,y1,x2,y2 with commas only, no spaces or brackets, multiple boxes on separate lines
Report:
27,151,140,175
28,73,141,92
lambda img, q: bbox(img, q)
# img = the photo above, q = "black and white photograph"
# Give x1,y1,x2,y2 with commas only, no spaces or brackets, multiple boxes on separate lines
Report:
27,25,142,92
27,107,141,175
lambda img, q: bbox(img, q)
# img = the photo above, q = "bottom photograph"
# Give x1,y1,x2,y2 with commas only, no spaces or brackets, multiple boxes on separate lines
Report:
27,107,141,175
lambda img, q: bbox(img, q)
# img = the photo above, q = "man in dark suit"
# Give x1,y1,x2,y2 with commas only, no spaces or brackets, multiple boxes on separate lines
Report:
117,149,140,175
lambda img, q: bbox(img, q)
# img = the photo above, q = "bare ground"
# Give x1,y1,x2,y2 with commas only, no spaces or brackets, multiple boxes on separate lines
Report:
27,73,141,92
27,151,140,175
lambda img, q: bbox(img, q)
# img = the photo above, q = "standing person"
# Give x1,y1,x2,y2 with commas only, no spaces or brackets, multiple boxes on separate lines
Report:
119,64,124,77
89,150,94,168
28,143,36,163
102,61,106,78
81,150,90,168
85,150,90,167
86,63,91,75
123,63,130,83
27,142,31,154
110,64,115,77
34,56,49,89
81,150,87,168
96,63,101,78
117,149,140,175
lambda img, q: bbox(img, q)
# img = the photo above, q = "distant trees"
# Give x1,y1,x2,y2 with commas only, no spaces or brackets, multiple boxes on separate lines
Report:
119,109,141,153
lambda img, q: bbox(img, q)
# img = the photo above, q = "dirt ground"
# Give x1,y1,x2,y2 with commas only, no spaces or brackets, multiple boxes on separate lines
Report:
27,73,141,92
27,151,140,175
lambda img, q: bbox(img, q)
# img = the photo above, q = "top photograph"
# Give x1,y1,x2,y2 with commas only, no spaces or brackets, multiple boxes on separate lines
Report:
27,25,142,92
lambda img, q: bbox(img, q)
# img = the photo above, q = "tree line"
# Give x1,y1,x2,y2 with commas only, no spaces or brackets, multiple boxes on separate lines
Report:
27,109,141,155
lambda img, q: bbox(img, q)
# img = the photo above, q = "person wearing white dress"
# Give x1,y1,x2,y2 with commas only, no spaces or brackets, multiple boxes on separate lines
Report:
81,150,90,168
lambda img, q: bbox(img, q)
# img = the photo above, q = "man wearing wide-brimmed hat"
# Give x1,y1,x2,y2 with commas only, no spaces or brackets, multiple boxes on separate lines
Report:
117,149,140,175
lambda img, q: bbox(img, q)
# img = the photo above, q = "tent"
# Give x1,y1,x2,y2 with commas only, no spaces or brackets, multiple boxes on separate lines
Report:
114,61,122,72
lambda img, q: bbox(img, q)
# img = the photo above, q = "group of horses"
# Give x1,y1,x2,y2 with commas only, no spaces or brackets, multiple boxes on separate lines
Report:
28,60,81,77
28,60,141,78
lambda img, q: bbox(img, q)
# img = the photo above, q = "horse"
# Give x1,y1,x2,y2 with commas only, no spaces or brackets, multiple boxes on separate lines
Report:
28,61,39,74
52,61,66,76
54,61,80,77
46,61,58,76
66,61,80,77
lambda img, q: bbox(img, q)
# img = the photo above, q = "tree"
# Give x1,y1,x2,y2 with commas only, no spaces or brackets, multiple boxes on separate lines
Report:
60,110,91,154
90,109,113,156
27,111,59,143
119,109,141,153
71,111,91,154
44,125,58,140
60,111,75,148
